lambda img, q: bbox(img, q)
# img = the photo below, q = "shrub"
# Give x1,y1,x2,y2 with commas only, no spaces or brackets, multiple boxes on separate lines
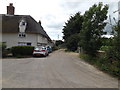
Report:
0,43,7,57
100,46,112,51
52,46,58,51
66,34,79,51
11,45,34,56
80,53,120,77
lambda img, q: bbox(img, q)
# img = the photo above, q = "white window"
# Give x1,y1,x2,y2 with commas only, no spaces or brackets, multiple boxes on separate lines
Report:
37,42,42,46
18,42,31,46
18,33,26,38
18,42,26,45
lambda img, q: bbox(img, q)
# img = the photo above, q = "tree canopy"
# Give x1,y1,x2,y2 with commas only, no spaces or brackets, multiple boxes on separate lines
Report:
79,2,109,55
62,12,83,51
63,12,83,42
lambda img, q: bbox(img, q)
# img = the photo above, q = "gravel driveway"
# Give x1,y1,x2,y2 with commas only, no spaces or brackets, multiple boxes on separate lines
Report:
2,49,118,88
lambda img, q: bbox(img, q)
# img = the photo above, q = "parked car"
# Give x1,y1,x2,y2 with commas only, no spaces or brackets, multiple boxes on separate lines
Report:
46,45,52,53
33,46,49,57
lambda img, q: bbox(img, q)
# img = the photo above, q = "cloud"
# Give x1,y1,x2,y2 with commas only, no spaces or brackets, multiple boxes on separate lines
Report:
108,2,118,20
104,24,112,34
47,22,63,29
60,1,82,10
46,29,63,40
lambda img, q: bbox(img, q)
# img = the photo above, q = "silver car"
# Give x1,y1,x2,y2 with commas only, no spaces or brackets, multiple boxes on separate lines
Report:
33,46,49,57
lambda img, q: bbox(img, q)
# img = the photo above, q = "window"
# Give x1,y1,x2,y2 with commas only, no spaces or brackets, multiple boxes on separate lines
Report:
22,22,25,25
18,42,31,46
18,33,26,38
18,42,26,45
27,43,31,46
37,43,44,47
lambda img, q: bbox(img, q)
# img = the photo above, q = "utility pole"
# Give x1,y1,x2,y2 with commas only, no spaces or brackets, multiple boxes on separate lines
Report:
58,34,59,40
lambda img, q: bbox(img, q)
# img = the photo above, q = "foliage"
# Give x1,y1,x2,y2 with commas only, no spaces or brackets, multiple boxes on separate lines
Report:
52,46,58,51
0,43,7,57
55,40,64,46
101,37,113,46
80,53,98,65
62,12,83,51
66,34,79,51
1,43,6,52
63,12,83,42
112,21,120,61
100,46,112,51
106,20,120,67
11,45,34,56
80,53,120,77
79,2,109,56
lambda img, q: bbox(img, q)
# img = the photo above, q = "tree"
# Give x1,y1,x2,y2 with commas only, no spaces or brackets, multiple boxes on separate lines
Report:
109,20,120,61
101,37,113,46
63,12,83,42
55,40,64,46
79,2,109,56
66,34,79,51
62,12,83,51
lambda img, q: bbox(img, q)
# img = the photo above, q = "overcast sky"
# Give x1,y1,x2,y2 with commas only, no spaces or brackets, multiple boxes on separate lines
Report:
0,0,119,40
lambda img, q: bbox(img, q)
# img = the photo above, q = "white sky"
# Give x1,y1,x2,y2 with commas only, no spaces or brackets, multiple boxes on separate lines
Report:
0,0,119,40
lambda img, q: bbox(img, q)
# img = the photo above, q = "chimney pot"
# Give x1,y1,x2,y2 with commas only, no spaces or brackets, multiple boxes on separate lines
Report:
10,3,13,6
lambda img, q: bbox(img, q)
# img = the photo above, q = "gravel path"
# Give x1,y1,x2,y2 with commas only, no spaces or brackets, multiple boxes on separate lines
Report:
2,49,118,88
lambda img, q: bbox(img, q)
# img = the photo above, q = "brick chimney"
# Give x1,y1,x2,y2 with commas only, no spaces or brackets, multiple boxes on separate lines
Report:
7,3,15,15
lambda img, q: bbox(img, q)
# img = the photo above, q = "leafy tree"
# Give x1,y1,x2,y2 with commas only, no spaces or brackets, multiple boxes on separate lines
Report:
63,12,83,42
101,37,113,46
108,20,120,61
62,12,83,51
79,2,109,56
66,34,79,51
55,40,64,46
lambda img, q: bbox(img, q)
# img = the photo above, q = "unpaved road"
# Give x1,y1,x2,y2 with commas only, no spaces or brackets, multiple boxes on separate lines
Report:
2,49,118,88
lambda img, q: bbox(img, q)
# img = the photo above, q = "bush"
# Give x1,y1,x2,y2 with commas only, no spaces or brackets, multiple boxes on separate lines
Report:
66,34,79,51
80,53,96,65
100,46,112,51
80,53,120,77
11,45,34,56
0,43,7,57
52,46,58,51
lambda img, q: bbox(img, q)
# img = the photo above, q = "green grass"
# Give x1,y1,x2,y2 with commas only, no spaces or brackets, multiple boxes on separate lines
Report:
79,53,120,78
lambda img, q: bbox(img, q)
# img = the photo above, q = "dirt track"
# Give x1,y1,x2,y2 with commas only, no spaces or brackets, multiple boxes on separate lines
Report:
2,49,118,88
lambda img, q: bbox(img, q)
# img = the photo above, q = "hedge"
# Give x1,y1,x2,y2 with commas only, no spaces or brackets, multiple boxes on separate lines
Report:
0,43,7,57
11,45,34,56
100,46,112,51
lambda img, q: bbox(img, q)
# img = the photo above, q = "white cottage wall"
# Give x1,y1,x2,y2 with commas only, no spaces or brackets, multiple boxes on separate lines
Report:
37,34,48,44
2,33,39,48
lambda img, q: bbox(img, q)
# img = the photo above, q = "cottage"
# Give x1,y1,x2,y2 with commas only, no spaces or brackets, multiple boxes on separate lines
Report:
0,3,53,48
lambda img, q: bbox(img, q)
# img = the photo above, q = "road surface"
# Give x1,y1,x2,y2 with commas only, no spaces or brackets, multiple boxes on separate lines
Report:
2,49,118,88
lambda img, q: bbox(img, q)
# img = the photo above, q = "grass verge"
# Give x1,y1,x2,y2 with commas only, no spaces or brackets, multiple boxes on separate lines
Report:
79,53,120,78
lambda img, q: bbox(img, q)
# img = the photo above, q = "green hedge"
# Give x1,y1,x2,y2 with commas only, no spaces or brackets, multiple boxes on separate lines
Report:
0,43,7,57
80,53,120,78
11,45,34,56
100,46,112,51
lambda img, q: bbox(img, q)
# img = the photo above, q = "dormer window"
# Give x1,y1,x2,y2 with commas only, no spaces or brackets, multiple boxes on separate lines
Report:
19,19,27,33
22,22,25,25
18,18,27,38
